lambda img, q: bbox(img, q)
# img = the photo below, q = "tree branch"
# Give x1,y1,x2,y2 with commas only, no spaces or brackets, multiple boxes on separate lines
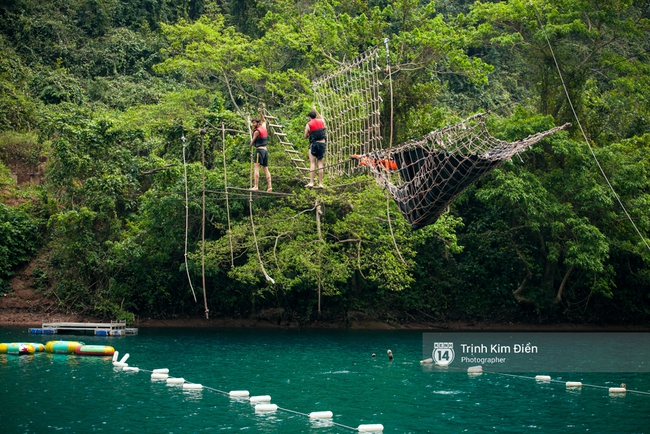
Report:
554,263,575,304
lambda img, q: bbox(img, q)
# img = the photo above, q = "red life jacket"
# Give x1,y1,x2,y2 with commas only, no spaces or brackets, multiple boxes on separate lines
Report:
308,119,326,144
254,125,268,147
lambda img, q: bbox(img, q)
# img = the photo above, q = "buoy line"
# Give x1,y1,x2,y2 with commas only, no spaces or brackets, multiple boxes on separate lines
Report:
486,371,650,396
272,407,358,431
200,385,229,395
422,360,650,396
112,350,383,432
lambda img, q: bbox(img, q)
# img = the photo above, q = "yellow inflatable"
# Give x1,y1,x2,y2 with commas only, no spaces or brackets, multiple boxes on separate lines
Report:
0,343,36,355
45,340,85,354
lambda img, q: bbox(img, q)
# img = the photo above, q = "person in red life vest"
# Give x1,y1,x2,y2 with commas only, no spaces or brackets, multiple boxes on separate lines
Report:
304,107,326,188
249,108,272,192
351,154,398,171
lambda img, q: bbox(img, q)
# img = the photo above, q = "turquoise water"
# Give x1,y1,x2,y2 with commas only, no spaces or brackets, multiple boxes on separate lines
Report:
1,327,648,433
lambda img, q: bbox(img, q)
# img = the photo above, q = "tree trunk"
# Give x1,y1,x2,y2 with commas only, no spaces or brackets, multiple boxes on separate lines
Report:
554,264,575,305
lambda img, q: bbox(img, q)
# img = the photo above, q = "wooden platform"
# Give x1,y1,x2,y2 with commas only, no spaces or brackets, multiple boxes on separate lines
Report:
29,321,138,336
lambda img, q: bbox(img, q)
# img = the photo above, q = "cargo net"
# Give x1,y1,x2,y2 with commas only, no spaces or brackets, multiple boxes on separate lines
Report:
312,47,570,229
312,47,383,177
357,113,571,229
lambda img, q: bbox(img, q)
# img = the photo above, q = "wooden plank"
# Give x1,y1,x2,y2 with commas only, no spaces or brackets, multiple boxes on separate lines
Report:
205,188,289,197
226,187,295,196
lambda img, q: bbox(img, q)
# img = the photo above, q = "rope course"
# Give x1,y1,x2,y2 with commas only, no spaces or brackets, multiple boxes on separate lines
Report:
312,44,571,229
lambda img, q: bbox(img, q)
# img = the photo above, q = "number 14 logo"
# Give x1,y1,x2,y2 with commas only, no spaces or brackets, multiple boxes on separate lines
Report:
433,342,455,366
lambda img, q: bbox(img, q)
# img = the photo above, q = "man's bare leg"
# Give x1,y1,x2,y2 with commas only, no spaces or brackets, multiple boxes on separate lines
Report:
307,153,317,187
251,163,260,190
318,159,324,188
264,167,272,192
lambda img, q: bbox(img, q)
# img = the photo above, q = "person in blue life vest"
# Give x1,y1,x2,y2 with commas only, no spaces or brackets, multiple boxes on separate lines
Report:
250,108,272,192
304,107,326,188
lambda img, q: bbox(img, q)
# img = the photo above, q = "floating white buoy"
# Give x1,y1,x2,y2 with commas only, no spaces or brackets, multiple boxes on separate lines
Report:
113,362,128,368
249,395,271,403
183,383,203,390
609,387,626,394
112,351,119,362
123,366,139,372
152,368,169,374
420,358,433,365
309,411,333,419
255,403,278,412
535,375,551,381
151,373,168,380
467,366,483,373
119,353,129,364
166,377,185,384
229,390,250,398
566,381,582,388
358,424,384,432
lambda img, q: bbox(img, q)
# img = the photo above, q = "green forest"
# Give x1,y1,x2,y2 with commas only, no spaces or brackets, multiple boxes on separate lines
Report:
1,0,649,326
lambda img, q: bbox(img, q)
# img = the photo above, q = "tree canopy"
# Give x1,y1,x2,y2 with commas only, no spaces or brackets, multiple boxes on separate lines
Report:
0,0,648,325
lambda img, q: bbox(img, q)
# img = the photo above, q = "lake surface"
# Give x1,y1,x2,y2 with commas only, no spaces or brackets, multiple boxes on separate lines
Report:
1,327,648,433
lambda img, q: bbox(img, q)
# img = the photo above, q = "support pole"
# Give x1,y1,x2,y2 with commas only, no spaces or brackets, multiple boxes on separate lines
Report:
246,114,274,286
200,129,209,319
384,38,394,149
182,135,197,302
222,122,234,268
315,199,323,313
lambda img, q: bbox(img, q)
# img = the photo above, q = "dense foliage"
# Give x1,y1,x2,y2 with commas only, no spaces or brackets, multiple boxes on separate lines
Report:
1,0,648,324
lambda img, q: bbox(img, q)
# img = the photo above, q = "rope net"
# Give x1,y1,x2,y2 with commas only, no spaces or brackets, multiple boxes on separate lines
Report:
312,46,570,229
312,47,383,177
361,114,571,229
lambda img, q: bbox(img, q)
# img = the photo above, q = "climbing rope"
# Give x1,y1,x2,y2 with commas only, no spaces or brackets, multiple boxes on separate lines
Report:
200,129,209,319
385,190,406,265
221,123,235,269
384,38,394,150
381,39,405,262
181,135,198,302
529,1,650,252
246,117,275,285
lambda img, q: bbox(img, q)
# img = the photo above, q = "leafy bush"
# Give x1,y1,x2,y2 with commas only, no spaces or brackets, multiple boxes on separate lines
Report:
0,203,39,294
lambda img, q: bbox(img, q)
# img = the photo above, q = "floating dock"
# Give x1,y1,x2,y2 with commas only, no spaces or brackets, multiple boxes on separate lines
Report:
29,321,138,336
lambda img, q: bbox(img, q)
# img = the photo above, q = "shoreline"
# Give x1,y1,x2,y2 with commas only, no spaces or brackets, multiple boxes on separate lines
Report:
1,312,648,331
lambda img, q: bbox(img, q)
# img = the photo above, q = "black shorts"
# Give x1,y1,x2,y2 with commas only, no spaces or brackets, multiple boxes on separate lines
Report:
310,142,326,160
255,148,269,166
